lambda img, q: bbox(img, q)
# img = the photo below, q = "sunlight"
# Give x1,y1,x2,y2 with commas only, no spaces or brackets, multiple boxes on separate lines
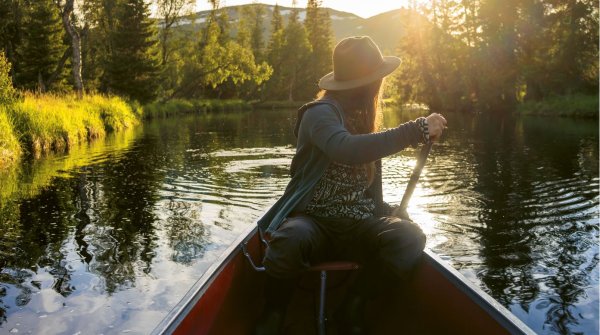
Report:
197,0,432,18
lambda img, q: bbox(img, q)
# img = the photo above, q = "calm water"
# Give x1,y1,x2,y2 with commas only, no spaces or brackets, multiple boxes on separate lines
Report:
0,109,597,334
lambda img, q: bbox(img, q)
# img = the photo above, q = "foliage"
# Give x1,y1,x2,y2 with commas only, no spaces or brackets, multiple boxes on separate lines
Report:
0,105,20,167
174,10,272,99
5,93,138,157
143,98,251,119
105,0,160,103
264,4,288,100
156,0,195,65
304,0,333,95
0,51,16,105
278,6,312,101
237,4,266,60
0,1,596,114
391,0,599,113
517,94,599,118
14,0,68,92
0,0,20,67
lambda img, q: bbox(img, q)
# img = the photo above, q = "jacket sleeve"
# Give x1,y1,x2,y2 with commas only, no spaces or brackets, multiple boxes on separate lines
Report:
300,105,423,165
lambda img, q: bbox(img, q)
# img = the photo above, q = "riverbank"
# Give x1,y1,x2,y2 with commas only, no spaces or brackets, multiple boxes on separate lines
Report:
143,99,303,118
0,107,21,167
0,96,264,168
517,94,599,118
0,94,140,167
143,99,251,119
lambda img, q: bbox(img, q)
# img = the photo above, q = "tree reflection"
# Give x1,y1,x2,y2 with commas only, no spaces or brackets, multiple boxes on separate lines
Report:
87,135,166,292
165,200,208,264
0,179,76,325
472,114,599,333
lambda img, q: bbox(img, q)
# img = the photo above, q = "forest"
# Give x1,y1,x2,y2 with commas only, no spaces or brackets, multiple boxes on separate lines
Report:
0,0,597,110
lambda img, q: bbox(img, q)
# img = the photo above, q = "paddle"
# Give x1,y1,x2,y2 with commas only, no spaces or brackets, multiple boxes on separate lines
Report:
392,142,433,220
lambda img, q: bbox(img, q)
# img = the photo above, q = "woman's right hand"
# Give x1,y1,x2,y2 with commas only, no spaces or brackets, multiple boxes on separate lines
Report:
426,113,447,142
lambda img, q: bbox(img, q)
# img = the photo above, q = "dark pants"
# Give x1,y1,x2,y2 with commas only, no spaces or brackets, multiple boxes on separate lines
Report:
263,214,426,285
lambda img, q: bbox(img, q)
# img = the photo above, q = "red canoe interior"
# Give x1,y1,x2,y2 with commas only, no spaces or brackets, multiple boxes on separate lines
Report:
159,227,533,335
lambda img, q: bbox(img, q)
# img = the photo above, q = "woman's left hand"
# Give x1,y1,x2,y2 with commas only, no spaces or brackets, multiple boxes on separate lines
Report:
426,113,447,142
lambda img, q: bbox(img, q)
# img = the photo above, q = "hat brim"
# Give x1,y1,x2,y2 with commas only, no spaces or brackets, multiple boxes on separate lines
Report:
318,56,401,91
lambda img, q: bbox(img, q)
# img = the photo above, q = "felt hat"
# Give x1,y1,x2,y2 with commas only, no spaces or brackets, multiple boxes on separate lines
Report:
318,36,401,91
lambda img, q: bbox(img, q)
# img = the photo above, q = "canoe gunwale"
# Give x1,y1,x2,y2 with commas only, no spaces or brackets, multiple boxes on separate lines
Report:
422,250,536,335
151,224,260,335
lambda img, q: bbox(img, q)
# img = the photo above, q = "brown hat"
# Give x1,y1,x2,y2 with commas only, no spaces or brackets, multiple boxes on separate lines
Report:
318,36,401,91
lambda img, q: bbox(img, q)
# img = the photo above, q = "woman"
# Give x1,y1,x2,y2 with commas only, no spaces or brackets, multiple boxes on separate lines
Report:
255,36,447,334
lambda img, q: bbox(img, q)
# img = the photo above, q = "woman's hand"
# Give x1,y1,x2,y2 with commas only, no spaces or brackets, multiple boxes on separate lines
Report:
426,113,447,142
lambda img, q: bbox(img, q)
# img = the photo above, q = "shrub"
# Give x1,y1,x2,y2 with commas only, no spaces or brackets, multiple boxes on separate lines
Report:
0,52,17,106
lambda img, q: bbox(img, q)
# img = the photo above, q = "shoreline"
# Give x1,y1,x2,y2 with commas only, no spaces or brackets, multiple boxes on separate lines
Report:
2,94,597,169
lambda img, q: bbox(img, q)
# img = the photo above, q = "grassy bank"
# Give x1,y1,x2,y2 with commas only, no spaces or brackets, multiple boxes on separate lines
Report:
0,107,21,167
0,93,140,164
143,98,251,119
518,94,599,118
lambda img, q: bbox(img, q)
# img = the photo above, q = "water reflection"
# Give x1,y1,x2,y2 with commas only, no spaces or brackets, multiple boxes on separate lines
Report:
0,109,597,334
163,200,208,264
445,114,597,334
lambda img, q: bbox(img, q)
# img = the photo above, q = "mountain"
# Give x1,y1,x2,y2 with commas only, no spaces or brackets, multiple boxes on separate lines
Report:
166,4,412,53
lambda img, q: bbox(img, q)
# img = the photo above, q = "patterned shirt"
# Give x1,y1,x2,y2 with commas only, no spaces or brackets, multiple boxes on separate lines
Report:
305,162,375,220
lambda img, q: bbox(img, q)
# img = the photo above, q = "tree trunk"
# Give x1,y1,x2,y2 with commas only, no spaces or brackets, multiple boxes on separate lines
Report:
61,0,84,98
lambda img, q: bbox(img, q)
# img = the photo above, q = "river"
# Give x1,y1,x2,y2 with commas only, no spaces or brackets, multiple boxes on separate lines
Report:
0,108,597,334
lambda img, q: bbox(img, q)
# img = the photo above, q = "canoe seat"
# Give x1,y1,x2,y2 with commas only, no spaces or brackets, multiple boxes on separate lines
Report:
241,232,361,335
308,261,361,335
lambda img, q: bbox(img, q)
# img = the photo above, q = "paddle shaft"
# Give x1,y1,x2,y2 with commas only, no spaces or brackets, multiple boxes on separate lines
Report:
399,142,433,211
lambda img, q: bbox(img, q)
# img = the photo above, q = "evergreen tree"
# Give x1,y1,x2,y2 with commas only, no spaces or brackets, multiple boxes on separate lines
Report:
478,0,519,110
0,0,21,71
516,0,548,101
544,0,598,95
106,0,160,103
281,4,312,100
304,0,333,96
271,3,283,32
236,7,251,48
391,0,597,113
16,0,68,92
79,0,116,93
237,4,265,61
393,11,440,108
264,4,287,99
215,6,231,44
249,4,266,61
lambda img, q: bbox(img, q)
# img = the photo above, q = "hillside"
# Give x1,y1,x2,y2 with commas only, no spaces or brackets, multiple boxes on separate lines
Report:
166,4,412,52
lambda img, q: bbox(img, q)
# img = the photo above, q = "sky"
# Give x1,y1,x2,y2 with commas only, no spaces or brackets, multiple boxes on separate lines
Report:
194,1,413,18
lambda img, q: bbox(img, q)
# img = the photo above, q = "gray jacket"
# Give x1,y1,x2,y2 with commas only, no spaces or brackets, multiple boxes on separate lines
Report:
257,98,423,233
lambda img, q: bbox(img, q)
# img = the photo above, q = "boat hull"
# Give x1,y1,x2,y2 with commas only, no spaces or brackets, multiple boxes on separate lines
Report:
153,224,535,335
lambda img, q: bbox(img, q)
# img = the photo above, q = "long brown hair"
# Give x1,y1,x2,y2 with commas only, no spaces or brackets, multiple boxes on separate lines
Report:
316,79,384,184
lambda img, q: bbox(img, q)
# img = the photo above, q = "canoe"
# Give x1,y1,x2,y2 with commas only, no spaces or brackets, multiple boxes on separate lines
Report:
152,223,536,335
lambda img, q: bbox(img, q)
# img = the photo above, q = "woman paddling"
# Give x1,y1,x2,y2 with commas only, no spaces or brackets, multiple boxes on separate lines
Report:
255,36,447,334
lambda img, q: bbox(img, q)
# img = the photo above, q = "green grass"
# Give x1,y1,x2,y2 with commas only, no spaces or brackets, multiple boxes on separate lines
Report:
143,98,251,119
0,106,21,168
2,93,139,159
518,94,599,118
